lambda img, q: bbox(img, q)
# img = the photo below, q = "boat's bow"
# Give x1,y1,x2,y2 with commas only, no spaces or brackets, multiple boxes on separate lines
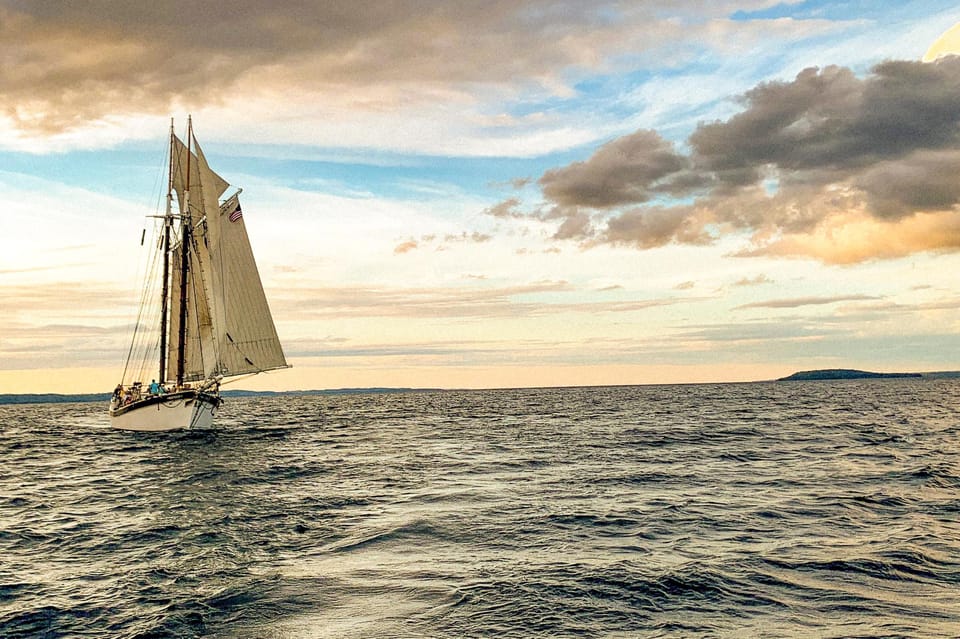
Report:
109,389,221,431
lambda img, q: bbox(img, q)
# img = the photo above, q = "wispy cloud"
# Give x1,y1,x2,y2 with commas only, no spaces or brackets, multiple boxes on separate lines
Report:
0,263,92,275
732,274,773,287
735,294,881,310
0,321,132,369
393,240,419,254
394,232,494,254
0,283,132,315
269,281,692,320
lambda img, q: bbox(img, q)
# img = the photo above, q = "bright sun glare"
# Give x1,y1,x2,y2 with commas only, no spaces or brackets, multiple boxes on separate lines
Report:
923,22,960,61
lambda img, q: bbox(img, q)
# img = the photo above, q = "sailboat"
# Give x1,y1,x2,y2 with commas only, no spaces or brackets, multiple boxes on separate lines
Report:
110,118,289,431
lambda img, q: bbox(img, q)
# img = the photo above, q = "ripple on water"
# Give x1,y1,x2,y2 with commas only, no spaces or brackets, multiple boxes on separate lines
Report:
1,381,960,637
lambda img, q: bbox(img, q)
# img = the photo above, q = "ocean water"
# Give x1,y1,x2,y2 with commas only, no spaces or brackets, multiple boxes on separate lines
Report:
2,380,960,638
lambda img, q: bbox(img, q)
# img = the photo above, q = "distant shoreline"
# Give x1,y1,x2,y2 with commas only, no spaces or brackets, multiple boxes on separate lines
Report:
778,369,917,381
0,388,440,406
2,371,959,405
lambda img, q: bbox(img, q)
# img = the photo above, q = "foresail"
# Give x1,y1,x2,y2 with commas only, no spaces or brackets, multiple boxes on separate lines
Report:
171,135,229,217
213,194,288,376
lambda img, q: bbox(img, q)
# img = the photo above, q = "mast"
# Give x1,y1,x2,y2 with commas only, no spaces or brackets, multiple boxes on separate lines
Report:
175,116,193,387
159,118,173,383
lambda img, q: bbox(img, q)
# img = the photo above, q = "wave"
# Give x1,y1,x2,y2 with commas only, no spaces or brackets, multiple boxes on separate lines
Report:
2,381,960,637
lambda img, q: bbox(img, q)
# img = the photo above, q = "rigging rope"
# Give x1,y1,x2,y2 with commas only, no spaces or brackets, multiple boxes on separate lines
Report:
118,137,171,387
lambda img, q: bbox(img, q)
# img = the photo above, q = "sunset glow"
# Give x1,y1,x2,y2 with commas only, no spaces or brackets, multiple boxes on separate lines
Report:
3,2,960,394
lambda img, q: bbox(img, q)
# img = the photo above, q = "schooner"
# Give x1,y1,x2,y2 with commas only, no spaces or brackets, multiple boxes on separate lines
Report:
110,118,288,431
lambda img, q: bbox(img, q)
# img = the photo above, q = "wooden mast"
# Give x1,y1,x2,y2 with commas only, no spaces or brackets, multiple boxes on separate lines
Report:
159,118,173,383
175,116,193,388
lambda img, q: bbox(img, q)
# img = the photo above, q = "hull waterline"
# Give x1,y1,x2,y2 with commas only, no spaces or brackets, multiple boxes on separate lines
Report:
109,390,220,432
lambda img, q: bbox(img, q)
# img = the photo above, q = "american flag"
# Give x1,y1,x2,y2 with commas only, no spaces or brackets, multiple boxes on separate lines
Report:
229,204,243,223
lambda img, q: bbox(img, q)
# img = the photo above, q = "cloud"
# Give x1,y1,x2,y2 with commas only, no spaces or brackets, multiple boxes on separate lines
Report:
539,130,693,208
267,280,691,320
270,281,572,319
855,150,960,219
0,280,134,369
484,197,525,219
691,60,960,184
529,57,960,262
444,232,492,244
602,204,713,247
394,232,493,254
393,239,419,254
552,208,594,240
732,274,772,287
0,283,129,316
738,210,960,264
0,3,694,135
0,263,92,276
735,294,880,310
675,320,838,344
0,2,855,155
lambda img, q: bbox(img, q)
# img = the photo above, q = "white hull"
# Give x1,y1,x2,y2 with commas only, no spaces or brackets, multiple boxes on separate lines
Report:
109,391,220,432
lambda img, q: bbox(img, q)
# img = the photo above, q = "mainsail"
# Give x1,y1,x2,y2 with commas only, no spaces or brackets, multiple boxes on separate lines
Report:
166,132,287,383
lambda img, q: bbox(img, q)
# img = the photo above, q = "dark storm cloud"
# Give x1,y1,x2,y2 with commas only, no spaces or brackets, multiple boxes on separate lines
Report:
526,57,960,260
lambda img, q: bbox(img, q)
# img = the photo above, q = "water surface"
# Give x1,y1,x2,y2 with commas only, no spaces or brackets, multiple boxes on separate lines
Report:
2,381,959,637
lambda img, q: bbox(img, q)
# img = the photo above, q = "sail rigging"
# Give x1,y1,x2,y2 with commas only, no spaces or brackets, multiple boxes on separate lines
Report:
111,118,288,431
115,118,287,394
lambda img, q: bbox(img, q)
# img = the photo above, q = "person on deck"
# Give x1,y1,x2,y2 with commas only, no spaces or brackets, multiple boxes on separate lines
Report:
149,379,161,395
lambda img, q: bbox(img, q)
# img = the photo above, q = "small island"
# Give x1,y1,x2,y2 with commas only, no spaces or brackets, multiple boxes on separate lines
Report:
778,369,922,381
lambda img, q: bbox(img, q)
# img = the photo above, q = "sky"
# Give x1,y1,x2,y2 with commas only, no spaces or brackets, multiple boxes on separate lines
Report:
3,1,960,394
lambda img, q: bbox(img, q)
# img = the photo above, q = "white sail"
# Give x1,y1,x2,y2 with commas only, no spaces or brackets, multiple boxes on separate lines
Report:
171,134,229,212
212,193,288,375
168,133,287,380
